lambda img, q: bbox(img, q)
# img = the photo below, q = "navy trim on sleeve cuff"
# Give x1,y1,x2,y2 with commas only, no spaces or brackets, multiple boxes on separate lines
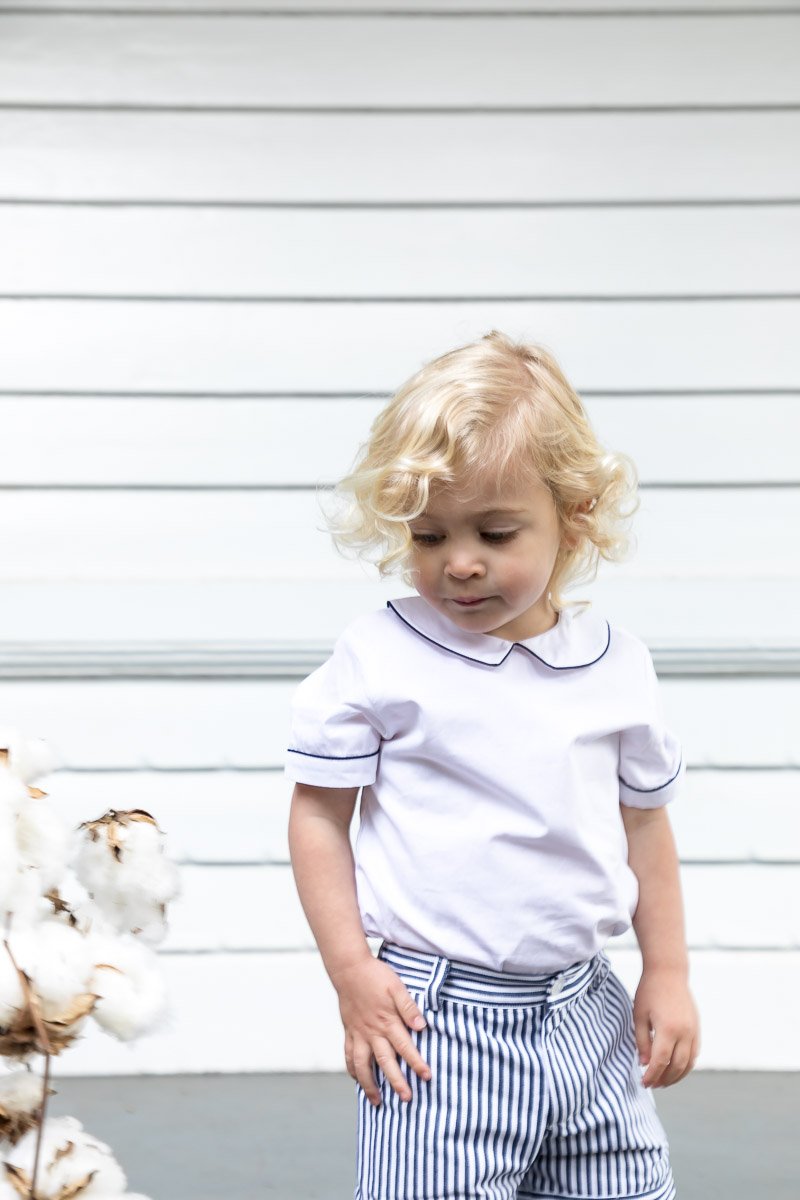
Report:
286,747,380,761
618,754,683,793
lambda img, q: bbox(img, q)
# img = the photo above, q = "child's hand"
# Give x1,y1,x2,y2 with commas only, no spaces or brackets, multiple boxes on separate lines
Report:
330,955,432,1107
632,966,700,1089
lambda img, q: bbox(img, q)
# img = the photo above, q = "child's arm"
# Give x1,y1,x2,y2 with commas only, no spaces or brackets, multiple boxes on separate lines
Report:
288,782,432,1107
620,803,700,1089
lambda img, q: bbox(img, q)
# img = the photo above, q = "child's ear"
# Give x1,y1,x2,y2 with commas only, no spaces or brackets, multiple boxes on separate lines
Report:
563,497,596,549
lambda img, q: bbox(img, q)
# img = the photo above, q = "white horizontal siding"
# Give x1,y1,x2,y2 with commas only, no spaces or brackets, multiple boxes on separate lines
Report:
2,2,797,1076
47,949,800,1076
0,488,795,581
46,767,800,865
0,579,798,653
1,300,798,392
83,861,798,953
19,848,789,957
6,206,800,296
0,396,796,485
1,675,796,768
4,111,799,202
2,14,798,107
30,765,800,1072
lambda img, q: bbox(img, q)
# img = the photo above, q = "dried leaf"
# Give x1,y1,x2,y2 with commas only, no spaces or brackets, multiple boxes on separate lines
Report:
4,1163,33,1197
56,1171,97,1199
46,889,78,927
27,786,47,800
49,992,98,1026
0,1099,47,1147
0,987,97,1060
125,809,159,826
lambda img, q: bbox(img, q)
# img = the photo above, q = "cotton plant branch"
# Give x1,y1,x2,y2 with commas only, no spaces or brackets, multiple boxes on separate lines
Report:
0,728,181,1200
1,921,53,1200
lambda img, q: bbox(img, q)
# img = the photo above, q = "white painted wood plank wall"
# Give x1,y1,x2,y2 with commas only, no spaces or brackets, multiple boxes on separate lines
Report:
0,1,797,1074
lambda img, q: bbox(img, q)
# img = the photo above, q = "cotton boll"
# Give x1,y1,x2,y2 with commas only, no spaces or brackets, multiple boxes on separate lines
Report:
0,921,97,1058
73,810,180,944
1,771,70,926
1,866,54,931
0,1068,44,1112
14,796,70,892
116,820,181,906
5,923,97,1057
0,728,58,785
71,825,115,897
87,933,168,1041
0,1068,50,1145
9,920,96,1020
4,1115,128,1197
3,792,71,929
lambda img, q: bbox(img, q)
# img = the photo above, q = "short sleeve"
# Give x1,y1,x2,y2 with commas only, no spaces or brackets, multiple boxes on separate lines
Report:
618,642,686,809
284,626,382,788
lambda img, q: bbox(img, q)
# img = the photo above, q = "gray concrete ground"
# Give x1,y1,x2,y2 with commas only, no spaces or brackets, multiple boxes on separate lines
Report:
49,1072,798,1199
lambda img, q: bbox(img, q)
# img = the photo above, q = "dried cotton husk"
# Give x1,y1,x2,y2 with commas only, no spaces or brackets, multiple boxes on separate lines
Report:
2,1115,127,1197
0,1069,52,1146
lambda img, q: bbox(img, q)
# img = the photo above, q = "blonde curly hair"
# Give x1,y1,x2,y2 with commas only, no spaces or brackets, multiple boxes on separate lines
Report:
321,330,640,613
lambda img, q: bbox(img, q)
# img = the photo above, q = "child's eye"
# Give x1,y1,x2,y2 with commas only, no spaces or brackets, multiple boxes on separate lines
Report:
482,530,518,543
410,532,442,545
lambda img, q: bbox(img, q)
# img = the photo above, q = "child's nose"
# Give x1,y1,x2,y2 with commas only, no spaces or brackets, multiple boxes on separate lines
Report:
445,546,486,578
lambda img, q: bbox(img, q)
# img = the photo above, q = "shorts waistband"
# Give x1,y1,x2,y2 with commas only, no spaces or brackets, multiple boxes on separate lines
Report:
378,942,610,1012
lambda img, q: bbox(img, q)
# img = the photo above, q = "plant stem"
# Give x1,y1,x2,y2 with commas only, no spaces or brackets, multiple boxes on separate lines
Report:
3,919,53,1200
29,1052,51,1200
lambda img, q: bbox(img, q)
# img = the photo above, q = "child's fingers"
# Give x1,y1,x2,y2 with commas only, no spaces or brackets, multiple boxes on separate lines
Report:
372,1036,416,1105
389,1026,432,1084
390,982,428,1033
350,1038,382,1107
641,1029,674,1088
633,1009,652,1067
656,1040,690,1087
659,1034,699,1087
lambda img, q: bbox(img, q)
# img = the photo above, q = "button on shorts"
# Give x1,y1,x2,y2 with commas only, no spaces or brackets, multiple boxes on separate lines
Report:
355,943,676,1200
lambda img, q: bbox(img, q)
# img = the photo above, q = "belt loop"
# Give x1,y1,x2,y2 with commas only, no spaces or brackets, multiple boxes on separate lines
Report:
591,952,611,991
423,955,451,1012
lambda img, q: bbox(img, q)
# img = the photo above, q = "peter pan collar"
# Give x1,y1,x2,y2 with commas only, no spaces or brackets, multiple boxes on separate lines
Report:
386,594,610,670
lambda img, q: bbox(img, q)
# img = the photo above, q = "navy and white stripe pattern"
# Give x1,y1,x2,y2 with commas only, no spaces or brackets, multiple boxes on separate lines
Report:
355,944,675,1200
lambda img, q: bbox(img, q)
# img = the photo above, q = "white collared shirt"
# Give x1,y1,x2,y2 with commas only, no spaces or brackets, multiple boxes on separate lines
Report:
285,595,685,974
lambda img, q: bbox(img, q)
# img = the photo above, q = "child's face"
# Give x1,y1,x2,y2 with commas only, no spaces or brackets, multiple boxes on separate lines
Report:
407,472,568,641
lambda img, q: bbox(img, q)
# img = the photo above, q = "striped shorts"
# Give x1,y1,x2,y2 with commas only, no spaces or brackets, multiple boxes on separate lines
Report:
355,943,676,1200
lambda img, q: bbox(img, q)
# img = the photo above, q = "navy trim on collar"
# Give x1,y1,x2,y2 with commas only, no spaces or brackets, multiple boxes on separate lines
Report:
386,595,610,670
